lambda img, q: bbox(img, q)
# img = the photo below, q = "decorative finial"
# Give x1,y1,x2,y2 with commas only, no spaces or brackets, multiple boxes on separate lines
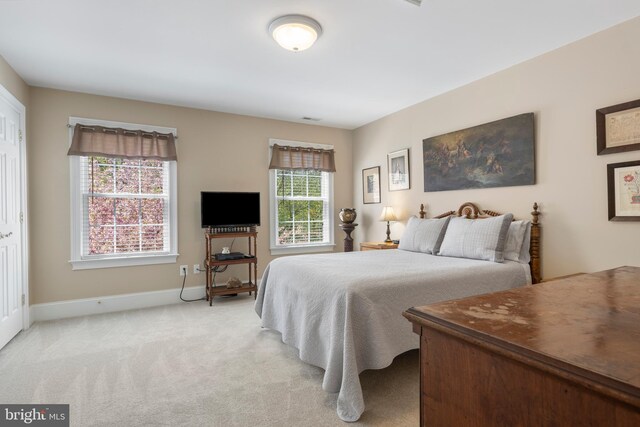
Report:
531,202,540,224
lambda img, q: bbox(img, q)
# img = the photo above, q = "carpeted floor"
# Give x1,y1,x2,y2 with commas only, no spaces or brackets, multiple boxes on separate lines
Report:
0,295,419,426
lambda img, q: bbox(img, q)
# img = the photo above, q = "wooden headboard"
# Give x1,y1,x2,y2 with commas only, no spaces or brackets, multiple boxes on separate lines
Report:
418,202,541,284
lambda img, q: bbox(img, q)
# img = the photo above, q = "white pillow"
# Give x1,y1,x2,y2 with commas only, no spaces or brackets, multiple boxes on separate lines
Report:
398,216,451,255
518,221,532,264
504,220,530,262
438,214,513,263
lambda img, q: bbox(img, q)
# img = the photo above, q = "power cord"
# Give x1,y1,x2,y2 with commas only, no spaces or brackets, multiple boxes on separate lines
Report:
212,265,228,286
179,270,205,302
180,238,237,303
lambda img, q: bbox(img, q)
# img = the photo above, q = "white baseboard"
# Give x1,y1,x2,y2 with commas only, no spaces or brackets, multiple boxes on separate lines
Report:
31,285,208,322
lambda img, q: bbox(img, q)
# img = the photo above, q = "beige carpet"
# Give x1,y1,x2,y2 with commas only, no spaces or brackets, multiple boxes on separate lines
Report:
0,295,419,426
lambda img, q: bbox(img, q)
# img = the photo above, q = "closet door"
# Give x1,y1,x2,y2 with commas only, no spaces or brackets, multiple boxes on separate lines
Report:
0,86,26,350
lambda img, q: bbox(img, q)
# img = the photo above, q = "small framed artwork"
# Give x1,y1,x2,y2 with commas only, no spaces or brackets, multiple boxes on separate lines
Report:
597,99,640,155
607,160,640,221
388,148,410,191
362,166,381,204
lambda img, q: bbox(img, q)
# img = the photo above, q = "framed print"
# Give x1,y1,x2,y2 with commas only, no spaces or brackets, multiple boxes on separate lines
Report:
362,166,381,204
388,148,410,191
423,113,535,192
597,99,640,155
607,160,640,221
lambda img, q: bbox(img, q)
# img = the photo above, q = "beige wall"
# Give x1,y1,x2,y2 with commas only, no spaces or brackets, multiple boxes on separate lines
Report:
29,88,352,304
353,17,640,279
0,54,29,106
14,16,640,302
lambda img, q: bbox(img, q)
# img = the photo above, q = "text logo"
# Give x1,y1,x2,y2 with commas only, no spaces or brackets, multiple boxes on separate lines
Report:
0,405,68,426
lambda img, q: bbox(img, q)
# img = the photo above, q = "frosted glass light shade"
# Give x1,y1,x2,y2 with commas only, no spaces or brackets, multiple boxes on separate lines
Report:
269,15,322,52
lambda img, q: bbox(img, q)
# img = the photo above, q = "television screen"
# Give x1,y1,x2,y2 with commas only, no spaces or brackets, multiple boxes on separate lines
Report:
201,192,261,228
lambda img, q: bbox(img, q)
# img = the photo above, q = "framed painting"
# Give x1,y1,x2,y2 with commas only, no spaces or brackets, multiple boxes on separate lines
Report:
597,99,640,155
607,160,640,221
362,166,381,204
388,148,410,191
422,113,535,192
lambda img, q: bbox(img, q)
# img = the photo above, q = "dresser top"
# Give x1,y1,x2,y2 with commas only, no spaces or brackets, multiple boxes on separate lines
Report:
405,266,640,393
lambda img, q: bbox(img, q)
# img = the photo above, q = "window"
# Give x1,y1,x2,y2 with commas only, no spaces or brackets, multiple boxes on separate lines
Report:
69,118,178,269
269,139,334,255
82,157,169,255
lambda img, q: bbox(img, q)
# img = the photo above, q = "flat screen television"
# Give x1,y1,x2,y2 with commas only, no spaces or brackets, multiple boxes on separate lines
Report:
201,191,261,228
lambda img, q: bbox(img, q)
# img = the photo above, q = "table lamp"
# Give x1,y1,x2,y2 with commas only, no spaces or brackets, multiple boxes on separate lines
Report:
379,206,397,243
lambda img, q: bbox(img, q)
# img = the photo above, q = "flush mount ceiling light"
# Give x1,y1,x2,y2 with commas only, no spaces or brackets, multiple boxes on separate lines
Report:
269,15,322,52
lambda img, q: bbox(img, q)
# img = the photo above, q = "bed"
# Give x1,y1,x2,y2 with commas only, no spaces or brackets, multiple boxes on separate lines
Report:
255,202,541,421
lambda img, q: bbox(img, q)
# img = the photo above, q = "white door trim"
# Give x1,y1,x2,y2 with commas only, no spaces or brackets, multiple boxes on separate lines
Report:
0,84,29,328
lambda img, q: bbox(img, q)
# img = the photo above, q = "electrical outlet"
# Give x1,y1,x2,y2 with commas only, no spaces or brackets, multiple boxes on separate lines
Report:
193,264,200,274
179,265,188,276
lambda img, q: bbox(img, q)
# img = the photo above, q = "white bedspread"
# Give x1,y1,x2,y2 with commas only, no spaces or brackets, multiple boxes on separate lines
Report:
255,249,529,421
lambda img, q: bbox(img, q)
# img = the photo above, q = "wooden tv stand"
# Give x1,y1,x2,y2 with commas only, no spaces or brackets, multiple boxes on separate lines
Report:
204,228,257,306
404,267,640,426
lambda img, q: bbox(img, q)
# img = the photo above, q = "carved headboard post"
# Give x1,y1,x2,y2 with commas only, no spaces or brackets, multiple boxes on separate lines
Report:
419,204,426,219
530,203,542,284
457,202,481,219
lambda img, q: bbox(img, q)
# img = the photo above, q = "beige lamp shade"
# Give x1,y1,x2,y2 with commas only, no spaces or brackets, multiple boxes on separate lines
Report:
380,206,397,222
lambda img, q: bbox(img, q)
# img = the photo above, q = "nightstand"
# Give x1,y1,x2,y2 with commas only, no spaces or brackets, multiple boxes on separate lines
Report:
360,242,399,251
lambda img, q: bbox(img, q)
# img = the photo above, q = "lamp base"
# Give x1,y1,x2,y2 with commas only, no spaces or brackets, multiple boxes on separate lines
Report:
384,221,392,243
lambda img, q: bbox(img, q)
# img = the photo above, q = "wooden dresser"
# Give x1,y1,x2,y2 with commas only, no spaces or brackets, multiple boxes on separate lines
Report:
403,266,640,426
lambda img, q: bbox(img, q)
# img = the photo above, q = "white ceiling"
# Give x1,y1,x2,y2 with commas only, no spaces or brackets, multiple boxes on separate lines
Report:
1,0,639,129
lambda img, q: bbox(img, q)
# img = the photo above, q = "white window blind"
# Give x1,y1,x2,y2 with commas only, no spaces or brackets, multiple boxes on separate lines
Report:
80,156,171,257
274,169,330,246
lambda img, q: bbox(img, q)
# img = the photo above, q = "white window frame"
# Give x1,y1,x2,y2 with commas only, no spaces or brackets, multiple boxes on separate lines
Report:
69,117,178,270
269,138,335,256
